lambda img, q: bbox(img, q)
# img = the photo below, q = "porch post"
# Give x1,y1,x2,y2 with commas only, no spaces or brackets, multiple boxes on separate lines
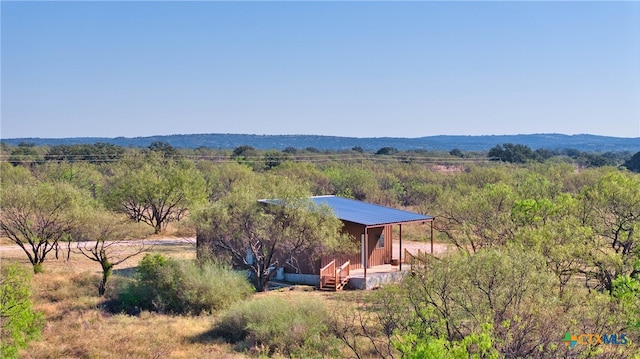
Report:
430,219,434,255
361,233,366,279
364,228,368,279
399,224,402,271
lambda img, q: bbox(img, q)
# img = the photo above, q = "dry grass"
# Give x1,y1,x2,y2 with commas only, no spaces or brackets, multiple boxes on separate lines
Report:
1,240,248,359
0,236,15,246
1,239,378,358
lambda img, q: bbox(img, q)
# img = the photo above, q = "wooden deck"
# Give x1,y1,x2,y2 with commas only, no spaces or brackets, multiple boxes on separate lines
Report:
314,241,451,291
349,264,405,277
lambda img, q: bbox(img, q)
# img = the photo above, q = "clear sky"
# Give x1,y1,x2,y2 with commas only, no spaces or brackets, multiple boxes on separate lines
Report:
1,1,639,139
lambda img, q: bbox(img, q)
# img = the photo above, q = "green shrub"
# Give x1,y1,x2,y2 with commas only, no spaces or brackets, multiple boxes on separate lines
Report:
114,254,253,315
0,264,45,358
214,296,341,357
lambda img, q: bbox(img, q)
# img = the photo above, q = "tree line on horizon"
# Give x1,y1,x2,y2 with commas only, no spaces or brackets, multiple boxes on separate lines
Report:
1,141,640,357
2,140,639,171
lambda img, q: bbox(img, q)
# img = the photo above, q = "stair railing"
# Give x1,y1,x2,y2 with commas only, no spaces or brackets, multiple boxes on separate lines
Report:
336,260,350,290
320,260,335,289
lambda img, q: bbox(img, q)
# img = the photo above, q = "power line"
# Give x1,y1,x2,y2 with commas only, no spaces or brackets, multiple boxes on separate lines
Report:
0,153,493,164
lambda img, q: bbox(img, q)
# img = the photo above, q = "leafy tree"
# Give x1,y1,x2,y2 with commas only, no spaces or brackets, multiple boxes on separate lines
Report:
231,145,257,160
0,264,45,358
534,148,555,161
404,181,443,208
0,162,35,187
360,247,637,358
271,162,333,196
394,323,498,359
611,274,640,330
581,170,640,292
45,142,125,163
8,142,42,166
511,194,591,292
487,143,539,163
449,148,464,158
230,145,259,169
562,148,582,158
435,183,515,253
623,151,640,173
376,172,405,207
376,147,398,156
453,165,515,189
324,164,379,201
148,141,178,158
511,171,562,201
193,176,348,291
103,155,207,234
263,150,291,170
191,146,218,159
612,274,640,301
33,161,104,198
575,152,618,168
197,161,255,202
0,182,89,273
74,209,151,295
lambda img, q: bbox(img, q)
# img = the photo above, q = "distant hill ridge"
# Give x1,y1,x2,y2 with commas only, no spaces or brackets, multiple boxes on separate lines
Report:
2,133,639,152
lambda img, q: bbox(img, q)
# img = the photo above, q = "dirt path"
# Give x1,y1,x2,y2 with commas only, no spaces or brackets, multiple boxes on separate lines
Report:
0,237,196,253
392,239,452,258
1,237,452,261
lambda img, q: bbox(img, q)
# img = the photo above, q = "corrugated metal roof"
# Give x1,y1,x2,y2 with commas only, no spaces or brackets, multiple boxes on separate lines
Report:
308,196,433,226
259,195,432,227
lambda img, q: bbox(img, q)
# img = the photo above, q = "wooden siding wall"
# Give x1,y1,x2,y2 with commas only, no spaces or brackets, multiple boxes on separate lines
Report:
320,222,393,272
321,221,363,271
369,225,392,266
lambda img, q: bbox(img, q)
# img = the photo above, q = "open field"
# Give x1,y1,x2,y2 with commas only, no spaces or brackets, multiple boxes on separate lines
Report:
1,238,400,358
1,240,245,358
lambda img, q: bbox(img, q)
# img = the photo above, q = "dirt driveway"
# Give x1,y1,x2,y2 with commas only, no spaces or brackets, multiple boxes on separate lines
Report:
392,239,451,259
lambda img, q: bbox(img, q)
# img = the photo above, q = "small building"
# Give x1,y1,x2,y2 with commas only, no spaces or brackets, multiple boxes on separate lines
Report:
260,195,435,290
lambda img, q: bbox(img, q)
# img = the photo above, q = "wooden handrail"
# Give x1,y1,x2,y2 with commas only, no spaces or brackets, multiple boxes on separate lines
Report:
338,260,350,272
320,259,350,290
405,248,431,267
320,260,335,274
320,260,335,289
337,260,350,284
334,260,350,291
405,248,421,266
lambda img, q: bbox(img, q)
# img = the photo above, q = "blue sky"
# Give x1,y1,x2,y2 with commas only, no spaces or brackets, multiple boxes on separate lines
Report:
2,1,639,139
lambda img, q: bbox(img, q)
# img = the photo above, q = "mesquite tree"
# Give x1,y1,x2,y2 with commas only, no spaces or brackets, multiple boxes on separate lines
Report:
103,154,207,234
0,181,87,273
74,209,151,295
194,175,349,291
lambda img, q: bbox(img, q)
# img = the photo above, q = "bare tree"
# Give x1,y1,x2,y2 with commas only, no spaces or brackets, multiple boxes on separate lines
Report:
74,210,152,295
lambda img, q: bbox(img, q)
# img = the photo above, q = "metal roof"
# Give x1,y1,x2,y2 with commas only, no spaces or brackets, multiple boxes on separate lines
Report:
260,195,433,227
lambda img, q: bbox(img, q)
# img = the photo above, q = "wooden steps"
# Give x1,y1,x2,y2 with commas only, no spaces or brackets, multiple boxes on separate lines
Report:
319,275,349,291
319,259,351,291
